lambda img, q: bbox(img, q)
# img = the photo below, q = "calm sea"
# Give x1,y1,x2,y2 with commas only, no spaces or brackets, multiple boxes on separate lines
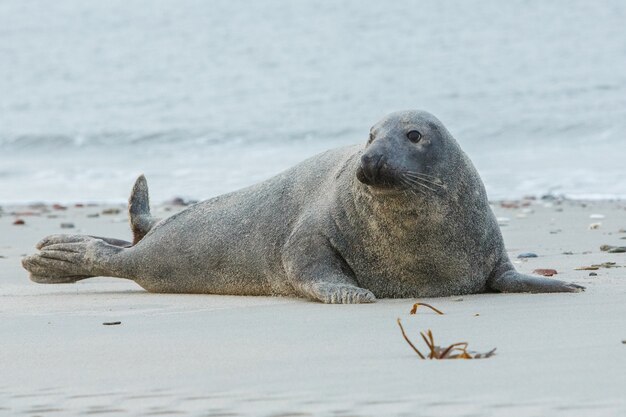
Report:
1,0,625,203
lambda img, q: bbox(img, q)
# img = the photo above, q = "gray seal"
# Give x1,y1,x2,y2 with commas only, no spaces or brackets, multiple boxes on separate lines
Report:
22,110,583,303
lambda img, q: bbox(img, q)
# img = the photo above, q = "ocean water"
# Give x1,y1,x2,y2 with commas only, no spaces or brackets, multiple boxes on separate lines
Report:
1,0,625,204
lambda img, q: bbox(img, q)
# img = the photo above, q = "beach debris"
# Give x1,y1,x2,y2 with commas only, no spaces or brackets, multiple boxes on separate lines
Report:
397,319,496,360
102,208,121,215
13,219,25,225
589,272,598,276
410,302,444,315
600,245,626,253
517,252,538,259
167,197,199,207
52,204,67,211
576,262,620,271
533,269,557,277
589,223,602,230
60,222,75,229
102,321,121,326
590,214,605,219
496,217,510,226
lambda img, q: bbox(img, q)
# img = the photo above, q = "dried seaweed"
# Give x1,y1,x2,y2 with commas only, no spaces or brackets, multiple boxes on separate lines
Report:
576,262,621,270
409,302,444,315
397,319,496,360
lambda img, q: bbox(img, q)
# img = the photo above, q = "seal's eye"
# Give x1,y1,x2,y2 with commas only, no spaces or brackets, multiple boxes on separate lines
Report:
407,130,422,143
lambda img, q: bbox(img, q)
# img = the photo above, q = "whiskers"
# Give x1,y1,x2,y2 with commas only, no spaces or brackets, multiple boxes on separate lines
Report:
399,171,446,198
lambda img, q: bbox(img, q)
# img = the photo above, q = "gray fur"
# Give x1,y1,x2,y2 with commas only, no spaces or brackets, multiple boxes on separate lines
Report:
22,110,584,303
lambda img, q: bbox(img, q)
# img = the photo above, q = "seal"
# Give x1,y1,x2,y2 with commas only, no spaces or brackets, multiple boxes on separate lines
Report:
22,110,584,303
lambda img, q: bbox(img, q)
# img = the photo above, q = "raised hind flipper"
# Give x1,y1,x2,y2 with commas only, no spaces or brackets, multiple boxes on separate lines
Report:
129,175,159,244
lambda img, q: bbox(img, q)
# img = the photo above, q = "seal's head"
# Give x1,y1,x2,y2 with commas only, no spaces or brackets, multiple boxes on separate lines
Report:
356,110,457,193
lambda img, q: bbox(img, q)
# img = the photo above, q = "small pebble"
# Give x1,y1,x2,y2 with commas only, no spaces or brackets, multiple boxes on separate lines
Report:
87,213,100,218
60,222,75,229
102,321,121,326
589,272,598,276
517,252,538,259
102,208,121,215
589,223,602,230
562,251,574,255
13,219,25,225
52,204,67,211
533,269,557,277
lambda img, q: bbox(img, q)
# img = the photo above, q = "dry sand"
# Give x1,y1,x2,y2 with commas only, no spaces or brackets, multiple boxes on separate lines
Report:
1,199,625,416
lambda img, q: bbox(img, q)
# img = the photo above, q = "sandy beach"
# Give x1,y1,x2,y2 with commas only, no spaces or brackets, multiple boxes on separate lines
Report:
0,198,624,416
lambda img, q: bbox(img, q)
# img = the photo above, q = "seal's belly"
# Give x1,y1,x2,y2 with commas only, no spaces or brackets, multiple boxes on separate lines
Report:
348,241,491,298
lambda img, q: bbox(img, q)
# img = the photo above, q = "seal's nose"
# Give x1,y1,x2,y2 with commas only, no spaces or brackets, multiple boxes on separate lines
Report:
359,153,384,183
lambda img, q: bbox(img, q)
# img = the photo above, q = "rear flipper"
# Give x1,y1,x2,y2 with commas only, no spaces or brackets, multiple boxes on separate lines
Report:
129,175,158,244
22,235,131,284
489,267,584,293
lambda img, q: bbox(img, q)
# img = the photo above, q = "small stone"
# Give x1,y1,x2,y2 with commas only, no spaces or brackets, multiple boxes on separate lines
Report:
52,204,67,211
102,321,121,326
517,252,538,259
60,222,75,229
589,223,602,230
75,203,84,208
608,247,626,253
562,251,574,255
86,213,100,218
13,219,25,225
533,269,557,277
102,208,121,215
589,272,597,276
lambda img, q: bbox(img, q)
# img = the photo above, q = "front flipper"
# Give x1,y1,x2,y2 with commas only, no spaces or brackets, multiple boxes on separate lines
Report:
283,234,375,304
489,269,584,293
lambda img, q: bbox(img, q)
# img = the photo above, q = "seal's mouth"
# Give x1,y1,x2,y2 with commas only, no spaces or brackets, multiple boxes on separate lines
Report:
356,153,384,186
356,156,400,189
